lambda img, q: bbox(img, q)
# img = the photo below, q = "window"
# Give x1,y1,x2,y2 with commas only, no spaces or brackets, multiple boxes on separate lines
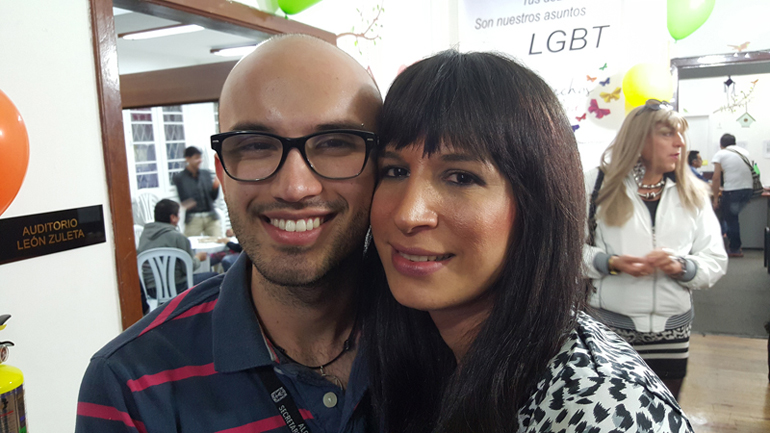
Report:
124,102,219,201
163,105,187,185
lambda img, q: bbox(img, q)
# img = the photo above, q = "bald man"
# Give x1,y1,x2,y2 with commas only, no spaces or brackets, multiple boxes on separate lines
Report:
76,35,382,433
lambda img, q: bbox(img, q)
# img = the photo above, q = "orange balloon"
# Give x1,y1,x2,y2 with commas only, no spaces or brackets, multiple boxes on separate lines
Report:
0,89,29,216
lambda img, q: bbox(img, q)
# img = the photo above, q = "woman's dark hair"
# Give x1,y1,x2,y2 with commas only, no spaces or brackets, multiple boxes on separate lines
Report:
365,50,587,432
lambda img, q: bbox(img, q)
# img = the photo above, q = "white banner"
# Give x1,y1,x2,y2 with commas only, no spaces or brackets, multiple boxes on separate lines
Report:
458,0,626,167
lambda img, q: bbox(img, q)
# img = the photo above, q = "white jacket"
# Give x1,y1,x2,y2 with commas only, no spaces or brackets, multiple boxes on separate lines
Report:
583,168,727,333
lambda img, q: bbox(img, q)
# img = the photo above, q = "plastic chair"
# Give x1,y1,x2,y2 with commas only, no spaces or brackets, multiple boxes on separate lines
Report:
134,224,144,249
132,193,159,227
137,247,194,310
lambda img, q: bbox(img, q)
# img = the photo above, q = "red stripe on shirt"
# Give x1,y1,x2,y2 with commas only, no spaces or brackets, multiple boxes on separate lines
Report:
215,410,314,432
127,363,217,392
174,300,217,320
139,288,192,336
77,402,148,433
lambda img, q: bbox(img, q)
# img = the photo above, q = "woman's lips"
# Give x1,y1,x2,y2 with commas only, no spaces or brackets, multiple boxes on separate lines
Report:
390,246,453,277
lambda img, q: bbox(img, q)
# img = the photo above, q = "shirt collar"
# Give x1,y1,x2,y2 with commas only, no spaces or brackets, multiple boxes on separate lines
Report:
212,253,276,372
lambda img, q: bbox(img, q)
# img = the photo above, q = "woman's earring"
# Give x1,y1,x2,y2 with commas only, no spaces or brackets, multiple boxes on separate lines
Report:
633,160,646,185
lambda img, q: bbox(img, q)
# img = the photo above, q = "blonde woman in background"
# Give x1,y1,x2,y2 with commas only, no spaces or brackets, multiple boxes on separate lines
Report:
584,100,727,400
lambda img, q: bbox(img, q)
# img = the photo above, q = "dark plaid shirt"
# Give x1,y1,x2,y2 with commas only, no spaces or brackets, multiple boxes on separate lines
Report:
75,254,371,433
173,167,219,221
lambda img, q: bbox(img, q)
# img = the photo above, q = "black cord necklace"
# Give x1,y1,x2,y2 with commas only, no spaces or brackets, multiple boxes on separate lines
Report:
272,334,354,371
271,325,356,389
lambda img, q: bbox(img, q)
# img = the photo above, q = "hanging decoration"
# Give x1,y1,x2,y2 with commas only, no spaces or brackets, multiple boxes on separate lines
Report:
336,2,384,55
666,0,715,41
737,111,756,128
723,76,736,103
714,78,758,114
728,42,750,52
0,89,29,216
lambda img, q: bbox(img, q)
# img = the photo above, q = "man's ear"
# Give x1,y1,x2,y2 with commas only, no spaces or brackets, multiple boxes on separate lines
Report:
215,155,226,194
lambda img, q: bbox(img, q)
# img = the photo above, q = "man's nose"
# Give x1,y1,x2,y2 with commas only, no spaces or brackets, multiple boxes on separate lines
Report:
270,149,323,202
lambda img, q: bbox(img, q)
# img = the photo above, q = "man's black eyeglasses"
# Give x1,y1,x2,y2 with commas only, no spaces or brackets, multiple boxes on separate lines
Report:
635,99,674,117
211,130,377,182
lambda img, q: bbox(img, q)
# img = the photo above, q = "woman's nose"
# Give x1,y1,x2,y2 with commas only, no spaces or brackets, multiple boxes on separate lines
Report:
393,181,438,235
675,133,685,147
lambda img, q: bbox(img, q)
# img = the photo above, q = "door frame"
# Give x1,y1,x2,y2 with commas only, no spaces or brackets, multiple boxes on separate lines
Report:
89,0,335,328
670,50,770,110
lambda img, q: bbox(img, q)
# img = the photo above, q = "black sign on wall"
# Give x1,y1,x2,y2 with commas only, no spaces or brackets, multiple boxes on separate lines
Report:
0,205,106,265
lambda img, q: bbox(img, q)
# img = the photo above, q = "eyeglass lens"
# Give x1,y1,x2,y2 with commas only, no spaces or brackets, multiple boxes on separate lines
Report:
220,132,368,180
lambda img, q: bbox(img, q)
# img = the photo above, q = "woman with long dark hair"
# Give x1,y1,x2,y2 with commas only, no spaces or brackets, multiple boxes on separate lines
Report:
583,101,727,400
364,50,693,432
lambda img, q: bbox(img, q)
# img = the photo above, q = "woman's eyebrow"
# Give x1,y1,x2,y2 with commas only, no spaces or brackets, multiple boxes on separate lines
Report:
378,150,405,161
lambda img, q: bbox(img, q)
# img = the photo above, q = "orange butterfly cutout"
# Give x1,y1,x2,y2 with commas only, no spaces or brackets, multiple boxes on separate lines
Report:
600,87,621,103
576,113,586,122
751,79,759,85
728,42,750,52
586,75,597,82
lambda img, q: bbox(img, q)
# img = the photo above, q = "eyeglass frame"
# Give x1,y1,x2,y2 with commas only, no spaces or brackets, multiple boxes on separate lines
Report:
211,129,378,182
634,99,674,117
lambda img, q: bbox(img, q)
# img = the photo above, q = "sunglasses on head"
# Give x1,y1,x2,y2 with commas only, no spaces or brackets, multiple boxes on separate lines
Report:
635,99,674,117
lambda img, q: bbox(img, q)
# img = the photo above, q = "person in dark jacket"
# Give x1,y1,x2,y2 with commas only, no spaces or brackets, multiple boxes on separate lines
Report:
137,199,217,311
173,146,222,237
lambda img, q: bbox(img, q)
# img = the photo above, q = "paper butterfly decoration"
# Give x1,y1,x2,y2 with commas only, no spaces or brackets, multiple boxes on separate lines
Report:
600,87,621,103
576,113,586,121
752,79,759,85
586,75,597,82
588,99,611,119
599,77,610,86
728,42,750,52
572,124,580,131
599,63,608,71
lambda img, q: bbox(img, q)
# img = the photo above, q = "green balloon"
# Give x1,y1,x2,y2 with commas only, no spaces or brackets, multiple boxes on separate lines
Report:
278,0,324,14
667,0,715,41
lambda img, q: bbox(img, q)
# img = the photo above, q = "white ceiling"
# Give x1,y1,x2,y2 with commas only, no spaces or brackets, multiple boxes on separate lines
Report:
114,7,268,75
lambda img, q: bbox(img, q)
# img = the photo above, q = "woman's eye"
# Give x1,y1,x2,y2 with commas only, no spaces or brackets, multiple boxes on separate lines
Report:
381,167,409,178
446,172,479,186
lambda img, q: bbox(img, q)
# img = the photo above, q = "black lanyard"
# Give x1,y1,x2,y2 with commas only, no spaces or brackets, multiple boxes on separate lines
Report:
256,367,313,433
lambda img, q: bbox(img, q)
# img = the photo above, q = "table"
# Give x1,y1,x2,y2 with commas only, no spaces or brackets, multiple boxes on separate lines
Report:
189,236,235,273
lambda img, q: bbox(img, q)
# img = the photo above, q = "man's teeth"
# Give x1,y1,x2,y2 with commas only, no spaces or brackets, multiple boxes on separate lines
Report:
398,252,451,262
270,217,322,232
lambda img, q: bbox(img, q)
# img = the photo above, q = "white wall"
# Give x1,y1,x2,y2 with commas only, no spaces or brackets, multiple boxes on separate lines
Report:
288,0,671,170
680,73,770,184
0,0,123,431
670,0,770,59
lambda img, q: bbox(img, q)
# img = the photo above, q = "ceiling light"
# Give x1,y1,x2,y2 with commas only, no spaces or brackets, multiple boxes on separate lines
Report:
211,45,258,57
120,24,204,41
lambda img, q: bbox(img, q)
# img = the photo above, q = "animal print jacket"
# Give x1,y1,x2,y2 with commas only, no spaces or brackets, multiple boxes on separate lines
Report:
517,312,694,432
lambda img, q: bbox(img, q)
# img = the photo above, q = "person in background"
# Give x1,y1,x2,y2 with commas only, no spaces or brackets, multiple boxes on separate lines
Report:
687,150,706,182
173,146,222,237
366,51,693,432
584,99,727,400
76,34,381,432
712,133,755,257
136,199,217,311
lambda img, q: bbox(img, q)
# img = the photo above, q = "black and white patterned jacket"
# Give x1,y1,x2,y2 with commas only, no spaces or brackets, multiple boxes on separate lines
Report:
517,312,694,432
